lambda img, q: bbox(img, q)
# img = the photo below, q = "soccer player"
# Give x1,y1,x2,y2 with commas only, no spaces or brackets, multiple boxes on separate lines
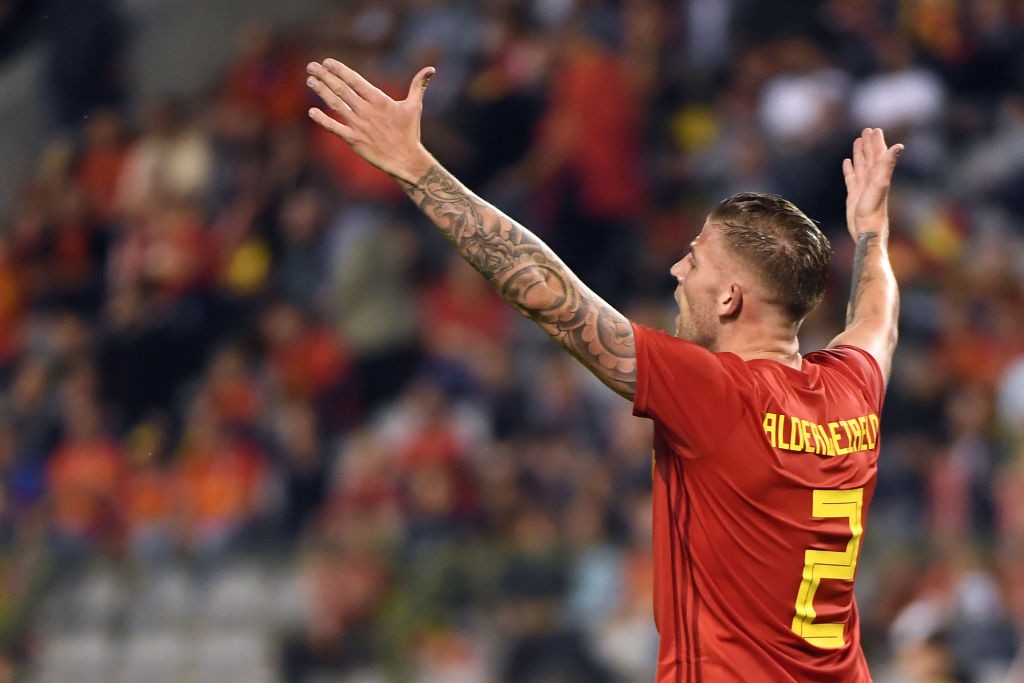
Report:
306,59,901,682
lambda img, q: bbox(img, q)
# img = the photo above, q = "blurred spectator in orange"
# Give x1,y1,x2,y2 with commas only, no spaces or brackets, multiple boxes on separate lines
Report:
204,345,263,430
120,416,174,563
259,301,350,409
45,388,124,555
173,396,269,557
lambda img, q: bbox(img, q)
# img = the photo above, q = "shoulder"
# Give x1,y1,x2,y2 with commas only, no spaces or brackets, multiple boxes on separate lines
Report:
806,344,882,377
631,322,753,426
632,323,749,377
805,344,886,405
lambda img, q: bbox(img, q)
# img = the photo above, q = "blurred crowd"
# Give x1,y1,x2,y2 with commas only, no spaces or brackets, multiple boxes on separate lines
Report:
4,0,1024,681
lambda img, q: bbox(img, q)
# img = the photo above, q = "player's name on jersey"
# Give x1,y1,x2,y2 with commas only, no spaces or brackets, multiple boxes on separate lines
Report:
761,412,879,456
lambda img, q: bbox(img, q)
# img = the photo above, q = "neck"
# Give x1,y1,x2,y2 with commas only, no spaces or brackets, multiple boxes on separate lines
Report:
738,342,802,368
714,323,803,369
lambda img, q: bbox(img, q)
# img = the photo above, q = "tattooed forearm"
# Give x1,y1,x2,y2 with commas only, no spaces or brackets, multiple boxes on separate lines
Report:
836,227,899,383
402,164,637,397
846,232,878,325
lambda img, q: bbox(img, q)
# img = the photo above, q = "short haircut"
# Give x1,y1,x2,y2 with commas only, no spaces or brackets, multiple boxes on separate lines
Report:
709,192,831,321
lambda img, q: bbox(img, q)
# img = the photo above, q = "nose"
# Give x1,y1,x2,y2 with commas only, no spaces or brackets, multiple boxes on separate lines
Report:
670,258,686,282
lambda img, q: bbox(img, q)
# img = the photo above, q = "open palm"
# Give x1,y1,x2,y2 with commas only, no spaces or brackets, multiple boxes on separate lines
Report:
305,59,435,184
842,128,903,240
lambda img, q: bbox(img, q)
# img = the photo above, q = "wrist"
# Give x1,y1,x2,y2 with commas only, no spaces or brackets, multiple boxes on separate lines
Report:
394,146,435,186
853,233,891,262
851,222,889,243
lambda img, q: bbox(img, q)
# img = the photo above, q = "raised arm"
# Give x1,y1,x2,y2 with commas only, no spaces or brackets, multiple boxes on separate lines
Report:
828,128,903,384
305,60,636,399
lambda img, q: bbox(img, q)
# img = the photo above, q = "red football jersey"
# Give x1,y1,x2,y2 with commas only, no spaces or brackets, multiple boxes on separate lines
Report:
631,323,884,683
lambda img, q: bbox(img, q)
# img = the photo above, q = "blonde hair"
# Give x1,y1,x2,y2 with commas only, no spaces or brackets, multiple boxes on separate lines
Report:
709,192,831,321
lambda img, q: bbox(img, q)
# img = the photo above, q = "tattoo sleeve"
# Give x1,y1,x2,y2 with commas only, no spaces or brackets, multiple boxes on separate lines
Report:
846,232,878,325
399,164,636,398
836,228,900,384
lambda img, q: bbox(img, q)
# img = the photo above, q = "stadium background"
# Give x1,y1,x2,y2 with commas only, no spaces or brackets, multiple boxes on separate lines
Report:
2,0,1024,681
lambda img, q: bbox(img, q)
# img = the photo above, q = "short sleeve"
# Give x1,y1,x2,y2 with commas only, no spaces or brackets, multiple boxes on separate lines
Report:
631,322,747,455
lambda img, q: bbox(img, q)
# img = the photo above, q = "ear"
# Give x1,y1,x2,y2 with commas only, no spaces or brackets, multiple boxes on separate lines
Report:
719,283,743,318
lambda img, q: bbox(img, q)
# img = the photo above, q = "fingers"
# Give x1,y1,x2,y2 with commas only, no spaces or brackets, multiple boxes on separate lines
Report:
307,59,436,119
406,66,436,106
307,73,356,121
321,59,387,103
853,135,866,172
865,127,902,177
857,128,880,167
868,127,887,165
842,157,854,187
882,143,904,175
306,70,358,119
307,107,357,143
852,128,902,171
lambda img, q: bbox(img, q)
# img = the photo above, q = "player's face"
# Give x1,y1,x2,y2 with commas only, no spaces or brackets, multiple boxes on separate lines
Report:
670,223,730,348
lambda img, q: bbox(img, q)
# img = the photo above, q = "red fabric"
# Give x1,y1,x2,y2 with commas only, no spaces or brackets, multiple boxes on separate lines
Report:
47,439,125,536
123,466,173,527
223,48,308,128
76,147,128,221
420,269,511,354
632,323,884,683
210,376,263,425
269,327,349,400
538,46,646,219
0,250,24,365
51,220,95,289
175,441,266,529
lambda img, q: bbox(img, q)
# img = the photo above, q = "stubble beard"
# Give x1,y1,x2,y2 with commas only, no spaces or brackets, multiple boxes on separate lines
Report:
675,305,715,350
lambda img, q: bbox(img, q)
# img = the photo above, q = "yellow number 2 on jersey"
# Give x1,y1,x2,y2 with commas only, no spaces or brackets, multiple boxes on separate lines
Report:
790,488,864,649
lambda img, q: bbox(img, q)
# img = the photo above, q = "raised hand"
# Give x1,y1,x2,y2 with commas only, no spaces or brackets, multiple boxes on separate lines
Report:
841,128,903,240
830,127,902,381
306,59,436,184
